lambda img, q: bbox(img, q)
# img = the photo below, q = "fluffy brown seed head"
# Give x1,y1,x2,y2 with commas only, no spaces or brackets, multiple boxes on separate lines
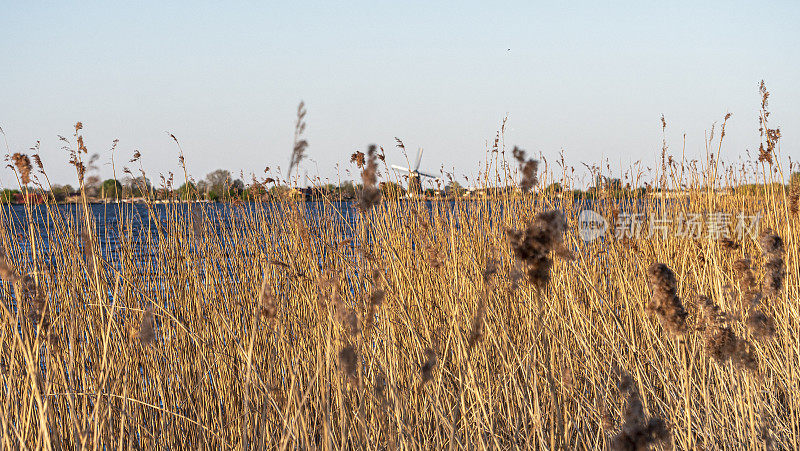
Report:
706,326,739,362
700,295,738,360
612,374,671,451
373,370,387,399
507,210,568,289
482,258,499,283
790,184,800,215
138,307,155,345
734,339,759,372
747,310,776,340
22,276,49,329
420,348,437,386
329,274,359,336
350,151,365,168
364,289,384,333
646,263,677,296
0,253,18,282
287,101,308,178
467,298,486,350
762,256,785,298
32,154,43,171
646,263,688,337
621,398,645,438
357,145,382,212
335,305,360,337
11,153,32,185
601,406,615,431
757,229,785,299
338,345,358,383
759,228,784,257
758,144,774,165
511,146,539,192
259,279,278,321
700,294,760,371
369,289,385,309
699,295,725,325
733,258,757,292
719,238,740,251
425,241,445,269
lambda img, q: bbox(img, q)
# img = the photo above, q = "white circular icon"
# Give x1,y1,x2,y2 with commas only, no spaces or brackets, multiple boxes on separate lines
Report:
578,209,607,241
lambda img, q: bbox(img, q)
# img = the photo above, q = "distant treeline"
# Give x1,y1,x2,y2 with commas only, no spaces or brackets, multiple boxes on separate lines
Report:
2,171,799,204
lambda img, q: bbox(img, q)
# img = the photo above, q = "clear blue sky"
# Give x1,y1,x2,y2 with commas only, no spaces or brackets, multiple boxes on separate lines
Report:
1,1,798,188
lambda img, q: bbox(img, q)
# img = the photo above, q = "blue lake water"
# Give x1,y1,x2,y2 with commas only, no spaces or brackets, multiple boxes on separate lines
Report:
0,199,654,260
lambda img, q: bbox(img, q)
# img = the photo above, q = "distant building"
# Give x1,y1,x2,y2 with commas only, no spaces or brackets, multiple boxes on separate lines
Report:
13,192,45,204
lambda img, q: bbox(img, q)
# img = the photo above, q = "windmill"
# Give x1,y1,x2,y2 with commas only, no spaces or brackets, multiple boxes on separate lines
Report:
391,148,438,197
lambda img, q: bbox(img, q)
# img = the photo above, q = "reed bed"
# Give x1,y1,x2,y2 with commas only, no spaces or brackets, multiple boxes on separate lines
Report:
0,116,798,449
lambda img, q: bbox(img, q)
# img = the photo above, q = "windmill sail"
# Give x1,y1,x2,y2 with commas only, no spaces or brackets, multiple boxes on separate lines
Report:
391,148,439,198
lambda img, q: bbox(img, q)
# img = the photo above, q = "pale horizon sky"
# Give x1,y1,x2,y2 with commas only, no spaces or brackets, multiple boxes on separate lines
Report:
1,1,798,189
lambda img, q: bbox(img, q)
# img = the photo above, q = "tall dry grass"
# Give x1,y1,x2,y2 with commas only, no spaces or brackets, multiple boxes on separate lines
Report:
0,92,798,449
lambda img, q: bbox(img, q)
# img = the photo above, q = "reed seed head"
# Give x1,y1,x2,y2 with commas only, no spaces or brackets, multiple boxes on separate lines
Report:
11,153,32,185
467,298,486,350
507,210,568,289
339,345,358,383
0,253,18,282
701,295,759,371
259,279,278,321
706,326,739,362
612,374,670,451
420,348,437,386
719,238,740,251
646,263,688,338
138,307,156,345
758,229,785,298
511,146,539,192
357,145,382,212
790,184,800,215
350,151,365,168
364,289,384,333
733,258,757,292
762,257,785,298
746,310,776,340
759,229,784,257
